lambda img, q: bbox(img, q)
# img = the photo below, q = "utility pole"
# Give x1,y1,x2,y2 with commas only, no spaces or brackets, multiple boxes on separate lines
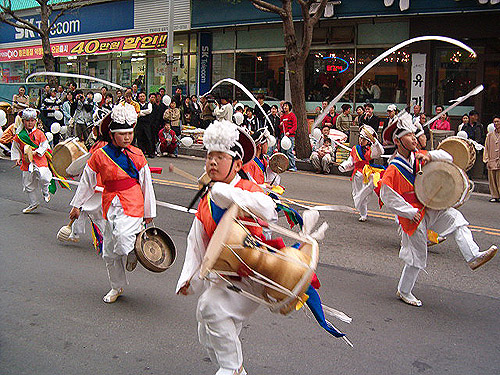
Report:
165,0,175,96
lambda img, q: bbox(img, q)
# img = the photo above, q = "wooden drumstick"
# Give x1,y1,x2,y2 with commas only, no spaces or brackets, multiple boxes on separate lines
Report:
168,163,198,183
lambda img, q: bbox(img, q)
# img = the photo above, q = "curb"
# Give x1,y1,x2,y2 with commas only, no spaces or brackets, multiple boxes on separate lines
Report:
178,146,491,195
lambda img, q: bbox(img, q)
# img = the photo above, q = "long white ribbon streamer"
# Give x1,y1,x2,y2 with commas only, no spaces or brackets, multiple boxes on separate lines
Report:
203,78,273,130
26,72,126,90
313,36,477,129
422,85,484,128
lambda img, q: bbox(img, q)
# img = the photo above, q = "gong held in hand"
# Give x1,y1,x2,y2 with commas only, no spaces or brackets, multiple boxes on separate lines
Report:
134,226,176,272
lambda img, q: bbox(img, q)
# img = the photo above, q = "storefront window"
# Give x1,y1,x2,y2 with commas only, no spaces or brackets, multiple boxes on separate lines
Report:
433,47,477,109
305,49,355,103
355,48,410,108
234,52,285,100
212,53,234,85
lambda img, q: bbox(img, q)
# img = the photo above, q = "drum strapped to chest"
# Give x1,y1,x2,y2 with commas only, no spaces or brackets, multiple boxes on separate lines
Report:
200,204,319,315
23,144,34,164
269,152,289,174
415,160,474,210
436,136,476,172
51,137,89,177
134,226,176,272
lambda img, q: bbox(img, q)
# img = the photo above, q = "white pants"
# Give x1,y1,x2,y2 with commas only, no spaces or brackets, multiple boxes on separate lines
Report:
310,152,332,173
398,207,481,294
102,200,143,290
351,171,374,220
197,279,263,373
22,167,52,205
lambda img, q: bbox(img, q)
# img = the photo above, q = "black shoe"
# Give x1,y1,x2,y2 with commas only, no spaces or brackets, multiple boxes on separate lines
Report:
489,198,499,202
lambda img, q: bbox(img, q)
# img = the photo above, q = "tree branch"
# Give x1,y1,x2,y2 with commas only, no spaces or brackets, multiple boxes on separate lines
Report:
250,0,285,17
0,3,43,34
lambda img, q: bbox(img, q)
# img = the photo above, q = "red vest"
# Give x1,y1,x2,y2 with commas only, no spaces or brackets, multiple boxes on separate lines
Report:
350,145,371,180
196,178,264,239
13,128,49,171
380,150,428,236
242,156,267,185
87,145,147,219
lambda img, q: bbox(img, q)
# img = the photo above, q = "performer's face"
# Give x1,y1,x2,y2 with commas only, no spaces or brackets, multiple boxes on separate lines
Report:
259,142,268,155
395,133,417,151
417,134,427,149
359,138,369,147
24,118,37,131
112,131,134,148
206,151,242,182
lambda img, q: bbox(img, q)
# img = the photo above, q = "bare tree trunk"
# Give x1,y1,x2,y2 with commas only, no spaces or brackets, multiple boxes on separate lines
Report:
288,60,309,158
40,3,57,87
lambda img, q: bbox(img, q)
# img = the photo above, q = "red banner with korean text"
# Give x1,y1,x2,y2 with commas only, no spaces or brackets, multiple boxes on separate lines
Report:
0,32,168,62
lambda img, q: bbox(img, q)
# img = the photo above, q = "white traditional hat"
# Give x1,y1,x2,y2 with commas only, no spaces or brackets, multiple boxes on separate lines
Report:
392,112,416,141
108,103,138,133
203,120,255,165
387,104,397,112
22,108,38,120
359,125,378,143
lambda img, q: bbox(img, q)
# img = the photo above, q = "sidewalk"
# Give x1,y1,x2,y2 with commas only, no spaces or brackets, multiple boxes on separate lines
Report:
178,145,491,195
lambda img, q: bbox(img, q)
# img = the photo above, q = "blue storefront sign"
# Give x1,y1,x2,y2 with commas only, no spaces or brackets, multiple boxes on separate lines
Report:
198,32,212,96
0,0,134,44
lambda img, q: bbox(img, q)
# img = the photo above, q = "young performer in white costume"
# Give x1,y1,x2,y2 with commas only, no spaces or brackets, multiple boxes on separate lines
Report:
176,120,277,375
242,127,280,187
379,114,497,307
69,104,156,303
339,125,384,222
11,108,53,213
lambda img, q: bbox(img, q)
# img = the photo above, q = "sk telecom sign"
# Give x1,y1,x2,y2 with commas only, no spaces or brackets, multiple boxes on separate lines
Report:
0,33,168,62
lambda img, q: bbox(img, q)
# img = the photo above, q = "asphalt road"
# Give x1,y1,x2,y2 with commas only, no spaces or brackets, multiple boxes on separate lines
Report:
0,155,499,375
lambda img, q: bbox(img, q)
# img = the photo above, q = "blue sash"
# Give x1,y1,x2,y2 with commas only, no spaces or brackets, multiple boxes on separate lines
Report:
390,156,415,186
208,194,226,224
101,144,139,180
253,156,266,175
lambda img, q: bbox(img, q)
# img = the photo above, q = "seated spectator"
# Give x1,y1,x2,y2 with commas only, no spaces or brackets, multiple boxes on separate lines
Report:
322,105,337,129
430,112,451,131
158,120,179,157
310,125,335,174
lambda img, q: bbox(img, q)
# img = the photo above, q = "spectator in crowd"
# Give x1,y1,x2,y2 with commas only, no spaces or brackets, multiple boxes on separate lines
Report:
136,91,154,158
267,104,281,154
430,112,451,131
418,113,431,148
163,100,181,136
56,85,66,101
148,93,160,150
464,110,486,144
131,83,139,101
322,105,337,129
359,103,380,129
379,104,398,159
280,101,297,171
123,88,140,113
115,89,123,103
73,90,94,142
189,95,202,128
214,96,233,122
12,85,29,115
457,114,469,132
412,104,421,124
159,87,166,98
353,105,364,126
483,115,500,202
156,92,168,132
336,104,352,136
233,103,245,126
173,87,184,108
431,105,444,128
102,93,114,112
158,120,179,157
68,81,77,95
99,86,108,107
254,94,270,124
181,96,192,126
200,95,216,129
62,92,76,136
243,107,260,132
310,125,335,174
321,100,329,112
41,88,63,144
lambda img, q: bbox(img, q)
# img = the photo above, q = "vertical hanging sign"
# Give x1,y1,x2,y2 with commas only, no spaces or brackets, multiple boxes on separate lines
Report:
411,53,426,110
198,32,212,96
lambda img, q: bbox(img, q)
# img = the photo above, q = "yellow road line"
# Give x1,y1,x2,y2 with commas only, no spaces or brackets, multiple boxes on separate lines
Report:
152,177,500,236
